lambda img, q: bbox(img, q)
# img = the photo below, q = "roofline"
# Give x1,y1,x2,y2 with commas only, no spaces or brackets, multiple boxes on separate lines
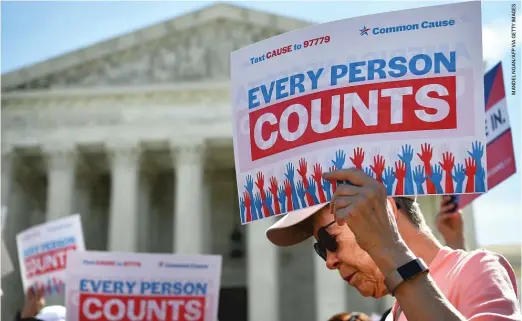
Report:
1,2,311,90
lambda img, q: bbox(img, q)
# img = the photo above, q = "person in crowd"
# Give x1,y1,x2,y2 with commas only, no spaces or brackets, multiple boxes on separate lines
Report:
266,168,521,321
329,312,371,321
14,287,66,321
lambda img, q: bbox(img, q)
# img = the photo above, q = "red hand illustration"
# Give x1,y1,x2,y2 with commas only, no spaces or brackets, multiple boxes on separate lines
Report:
328,166,337,193
350,147,365,170
417,143,435,193
370,155,385,182
312,163,326,203
269,177,281,214
243,191,252,222
297,158,314,205
395,161,405,195
255,172,269,218
465,157,476,193
284,179,293,211
439,152,455,193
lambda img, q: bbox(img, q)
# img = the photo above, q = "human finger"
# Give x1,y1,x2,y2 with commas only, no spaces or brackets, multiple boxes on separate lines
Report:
440,203,458,215
322,167,374,187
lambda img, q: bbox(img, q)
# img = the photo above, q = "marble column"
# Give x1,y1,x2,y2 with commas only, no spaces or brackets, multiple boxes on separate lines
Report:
107,142,140,252
172,141,205,254
44,145,77,222
1,147,14,209
314,255,347,320
247,217,280,321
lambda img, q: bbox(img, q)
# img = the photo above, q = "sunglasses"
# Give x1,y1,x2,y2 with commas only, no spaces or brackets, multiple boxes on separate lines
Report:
313,221,337,260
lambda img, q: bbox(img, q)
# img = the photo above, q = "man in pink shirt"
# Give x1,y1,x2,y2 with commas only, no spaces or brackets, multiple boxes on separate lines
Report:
266,168,521,321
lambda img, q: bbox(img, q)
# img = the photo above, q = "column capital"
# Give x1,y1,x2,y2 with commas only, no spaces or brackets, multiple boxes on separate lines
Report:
106,141,141,168
170,139,206,166
42,144,78,171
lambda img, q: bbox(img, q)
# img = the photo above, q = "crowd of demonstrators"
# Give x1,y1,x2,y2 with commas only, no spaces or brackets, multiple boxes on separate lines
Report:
267,168,521,321
329,312,371,321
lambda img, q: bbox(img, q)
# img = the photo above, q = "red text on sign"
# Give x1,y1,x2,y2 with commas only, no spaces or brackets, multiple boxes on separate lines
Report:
79,293,205,321
24,245,76,278
249,76,457,160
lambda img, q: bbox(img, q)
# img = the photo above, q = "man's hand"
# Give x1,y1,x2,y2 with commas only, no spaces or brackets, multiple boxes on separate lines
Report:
21,287,45,318
323,167,414,275
436,196,466,250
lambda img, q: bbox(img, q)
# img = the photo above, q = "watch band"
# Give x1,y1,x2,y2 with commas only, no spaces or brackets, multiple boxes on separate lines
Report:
384,258,429,295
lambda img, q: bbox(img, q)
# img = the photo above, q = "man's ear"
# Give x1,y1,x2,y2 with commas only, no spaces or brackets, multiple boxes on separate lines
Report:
387,197,400,221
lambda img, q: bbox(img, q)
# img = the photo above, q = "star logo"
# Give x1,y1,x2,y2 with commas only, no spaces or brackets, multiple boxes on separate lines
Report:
360,26,370,36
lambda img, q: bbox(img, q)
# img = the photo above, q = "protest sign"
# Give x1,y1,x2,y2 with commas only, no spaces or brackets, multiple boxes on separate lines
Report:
458,62,516,208
230,1,485,223
65,251,222,321
16,214,85,296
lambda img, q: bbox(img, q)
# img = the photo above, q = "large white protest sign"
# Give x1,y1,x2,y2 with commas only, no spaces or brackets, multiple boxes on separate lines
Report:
65,251,222,321
230,1,485,223
16,214,85,296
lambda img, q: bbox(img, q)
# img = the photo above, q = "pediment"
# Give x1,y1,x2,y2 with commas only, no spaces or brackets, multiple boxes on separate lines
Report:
2,4,310,92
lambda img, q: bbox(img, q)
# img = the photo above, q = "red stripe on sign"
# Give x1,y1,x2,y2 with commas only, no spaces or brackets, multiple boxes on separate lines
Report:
79,293,206,321
249,76,457,161
486,67,506,111
24,245,76,278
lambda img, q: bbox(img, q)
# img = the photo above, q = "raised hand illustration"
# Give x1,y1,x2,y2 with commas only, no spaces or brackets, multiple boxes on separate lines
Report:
239,196,246,223
297,158,314,205
243,191,252,222
327,165,337,193
427,164,444,194
382,166,396,195
364,166,375,179
416,143,435,193
285,162,300,210
350,147,365,169
464,157,476,193
398,144,414,194
370,155,386,182
296,180,308,208
284,179,294,211
321,178,332,201
254,193,263,220
306,177,320,205
255,172,269,218
468,141,486,192
269,177,281,214
452,163,466,193
332,150,346,170
312,163,327,203
394,161,406,195
277,186,287,213
438,152,455,193
244,175,256,217
263,189,275,216
413,165,427,194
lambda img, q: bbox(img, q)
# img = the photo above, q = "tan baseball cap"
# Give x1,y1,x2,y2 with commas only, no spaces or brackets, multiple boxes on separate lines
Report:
265,196,416,247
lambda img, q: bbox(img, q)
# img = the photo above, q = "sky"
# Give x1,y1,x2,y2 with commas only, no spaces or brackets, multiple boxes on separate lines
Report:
1,0,521,246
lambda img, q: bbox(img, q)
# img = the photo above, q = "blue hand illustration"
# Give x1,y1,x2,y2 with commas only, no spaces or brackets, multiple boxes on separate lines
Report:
427,164,443,194
306,177,320,205
285,162,300,210
412,165,426,194
382,166,396,195
296,180,307,208
244,175,256,215
364,166,375,179
332,150,346,170
239,197,246,223
321,178,332,201
254,193,263,220
452,163,466,193
468,141,486,192
263,189,275,216
277,186,287,213
397,144,414,194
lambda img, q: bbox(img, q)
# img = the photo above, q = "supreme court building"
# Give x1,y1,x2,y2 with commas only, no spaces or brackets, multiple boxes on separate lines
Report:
1,3,479,321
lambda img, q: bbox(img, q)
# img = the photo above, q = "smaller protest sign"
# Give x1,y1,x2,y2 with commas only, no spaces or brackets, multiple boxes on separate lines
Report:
16,214,85,296
65,251,222,321
458,62,516,209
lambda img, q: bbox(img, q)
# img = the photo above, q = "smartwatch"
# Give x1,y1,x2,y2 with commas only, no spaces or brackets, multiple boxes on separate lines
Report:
384,258,429,295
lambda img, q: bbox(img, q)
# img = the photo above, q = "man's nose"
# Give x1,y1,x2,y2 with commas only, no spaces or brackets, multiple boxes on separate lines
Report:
325,251,340,270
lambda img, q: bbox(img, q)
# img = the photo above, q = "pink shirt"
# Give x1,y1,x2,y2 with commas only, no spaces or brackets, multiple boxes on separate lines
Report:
390,246,521,321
